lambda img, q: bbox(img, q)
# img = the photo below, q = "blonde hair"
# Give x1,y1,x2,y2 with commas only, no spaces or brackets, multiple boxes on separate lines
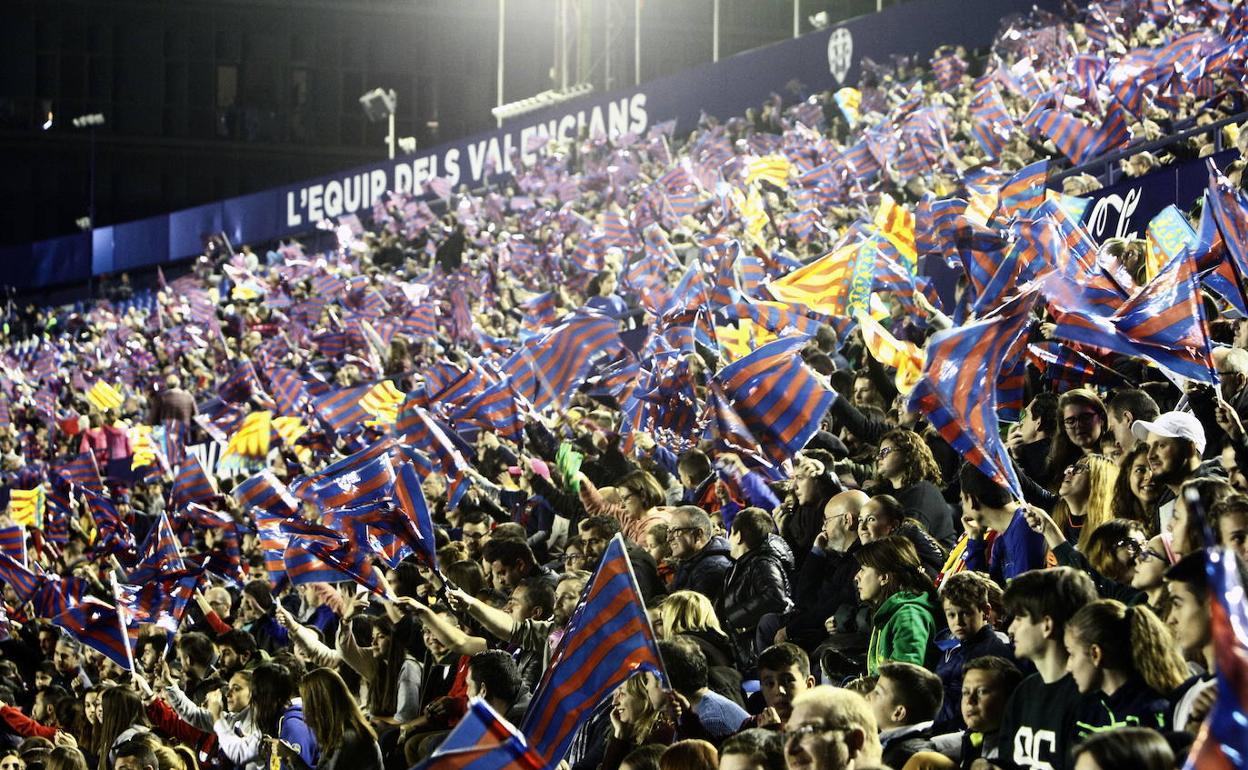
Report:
1067,599,1188,695
1053,454,1118,551
659,591,725,639
621,674,663,742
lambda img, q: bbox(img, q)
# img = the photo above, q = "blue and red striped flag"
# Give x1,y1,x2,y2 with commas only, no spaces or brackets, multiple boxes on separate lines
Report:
996,160,1049,221
520,534,665,768
1182,546,1248,770
968,83,1012,159
118,568,204,634
128,512,185,584
1206,163,1248,293
1048,244,1218,384
52,596,132,670
394,405,471,509
907,289,1039,499
55,452,103,494
0,552,40,603
501,314,623,412
299,449,391,511
83,490,136,559
393,462,439,572
284,536,386,595
233,470,300,519
715,335,835,466
414,698,544,770
171,455,218,510
312,384,372,435
451,375,532,442
0,525,25,566
266,367,310,417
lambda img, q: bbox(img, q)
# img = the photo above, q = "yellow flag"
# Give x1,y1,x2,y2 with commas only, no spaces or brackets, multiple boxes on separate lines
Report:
746,154,793,188
130,425,156,470
85,381,124,412
225,411,272,459
360,380,405,425
833,87,861,127
9,487,44,529
273,416,312,464
856,311,924,395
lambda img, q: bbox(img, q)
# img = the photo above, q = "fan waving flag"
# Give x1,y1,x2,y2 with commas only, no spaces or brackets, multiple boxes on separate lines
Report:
393,462,440,572
907,289,1039,499
521,534,665,769
1183,547,1248,770
414,699,544,770
128,512,185,584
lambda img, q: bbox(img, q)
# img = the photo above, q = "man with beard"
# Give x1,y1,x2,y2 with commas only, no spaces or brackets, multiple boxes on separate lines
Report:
1104,389,1159,457
1131,411,1206,533
446,571,590,682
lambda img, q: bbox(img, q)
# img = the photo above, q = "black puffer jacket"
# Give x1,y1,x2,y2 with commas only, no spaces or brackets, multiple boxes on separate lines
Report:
718,535,794,666
671,535,733,601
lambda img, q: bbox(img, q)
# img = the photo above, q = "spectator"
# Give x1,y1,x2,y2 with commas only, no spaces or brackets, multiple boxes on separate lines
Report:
1047,390,1109,481
1007,394,1059,487
865,662,942,769
277,667,380,770
719,508,794,668
1070,727,1174,770
658,639,748,740
464,651,529,728
1132,411,1208,533
1108,444,1161,534
1163,552,1219,733
1105,390,1160,457
667,506,732,601
996,568,1097,770
659,740,718,770
931,571,1013,733
1051,454,1117,550
782,686,882,770
745,644,816,730
854,536,939,675
872,430,956,547
720,729,785,770
857,495,946,576
959,464,1047,586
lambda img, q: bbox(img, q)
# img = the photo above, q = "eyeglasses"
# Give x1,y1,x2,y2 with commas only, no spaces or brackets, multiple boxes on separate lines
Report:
1116,539,1166,562
666,526,699,541
1063,412,1100,428
876,446,894,459
1063,464,1090,477
783,722,849,744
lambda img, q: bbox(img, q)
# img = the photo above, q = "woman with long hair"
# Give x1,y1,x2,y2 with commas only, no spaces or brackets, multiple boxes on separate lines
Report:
251,662,318,770
1110,444,1160,534
1045,389,1109,482
601,675,674,770
1073,727,1174,770
854,536,939,675
1064,599,1189,731
873,429,956,546
276,668,381,770
857,495,947,576
93,687,150,770
1051,454,1117,550
45,747,89,770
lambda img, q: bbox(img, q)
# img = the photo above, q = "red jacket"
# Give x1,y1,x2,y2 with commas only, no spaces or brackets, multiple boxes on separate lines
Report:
0,705,56,739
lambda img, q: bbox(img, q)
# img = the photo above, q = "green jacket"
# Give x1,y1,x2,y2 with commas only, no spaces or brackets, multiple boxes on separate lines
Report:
866,589,938,674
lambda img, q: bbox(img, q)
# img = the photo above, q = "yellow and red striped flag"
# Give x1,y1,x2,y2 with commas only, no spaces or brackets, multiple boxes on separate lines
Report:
873,194,918,270
130,424,156,470
9,487,44,529
746,154,793,188
767,241,861,315
360,380,405,425
856,311,924,395
272,416,312,464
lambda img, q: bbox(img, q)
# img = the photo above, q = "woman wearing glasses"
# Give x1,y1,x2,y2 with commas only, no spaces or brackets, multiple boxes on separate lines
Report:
1051,454,1118,551
870,429,957,548
1045,389,1109,483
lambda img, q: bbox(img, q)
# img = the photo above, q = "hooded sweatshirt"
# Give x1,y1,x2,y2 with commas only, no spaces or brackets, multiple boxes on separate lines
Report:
866,589,938,675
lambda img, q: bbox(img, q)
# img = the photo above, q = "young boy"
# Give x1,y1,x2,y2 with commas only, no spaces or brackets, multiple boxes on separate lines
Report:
932,571,1014,733
742,643,816,729
995,567,1096,770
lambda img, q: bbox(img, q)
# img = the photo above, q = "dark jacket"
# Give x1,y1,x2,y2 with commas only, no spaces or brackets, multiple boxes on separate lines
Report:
880,725,935,770
671,535,732,601
896,521,948,577
718,535,794,667
932,624,1015,732
786,541,862,648
893,480,957,547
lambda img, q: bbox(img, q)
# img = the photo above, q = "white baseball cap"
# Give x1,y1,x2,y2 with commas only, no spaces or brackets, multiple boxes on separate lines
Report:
1131,411,1207,455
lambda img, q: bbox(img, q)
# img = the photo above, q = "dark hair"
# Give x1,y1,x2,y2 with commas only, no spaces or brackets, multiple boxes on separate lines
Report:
390,561,424,598
962,656,1023,695
176,632,216,668
112,739,157,770
242,579,274,612
940,571,992,611
721,729,785,770
657,638,708,697
1067,600,1188,694
519,577,556,618
1001,567,1097,641
1047,389,1108,478
1111,443,1155,527
249,662,296,735
1106,388,1159,424
756,643,810,678
958,463,1012,509
460,509,493,527
880,429,943,488
445,559,486,597
1083,519,1148,583
621,744,666,770
1072,727,1174,770
299,667,377,755
855,536,934,599
814,325,839,353
217,629,258,659
617,470,667,511
677,450,713,483
867,495,906,530
1027,392,1060,437
482,538,537,570
878,662,943,723
468,650,523,705
730,507,774,551
659,740,718,770
1164,550,1208,598
582,515,622,539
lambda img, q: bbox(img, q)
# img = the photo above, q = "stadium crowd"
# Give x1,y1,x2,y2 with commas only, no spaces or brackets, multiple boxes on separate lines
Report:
2,1,1248,770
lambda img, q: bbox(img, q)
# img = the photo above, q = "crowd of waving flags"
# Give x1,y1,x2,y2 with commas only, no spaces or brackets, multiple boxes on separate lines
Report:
4,0,1248,764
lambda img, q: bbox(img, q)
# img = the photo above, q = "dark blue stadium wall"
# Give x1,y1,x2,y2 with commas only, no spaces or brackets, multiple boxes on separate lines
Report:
1,0,1055,292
